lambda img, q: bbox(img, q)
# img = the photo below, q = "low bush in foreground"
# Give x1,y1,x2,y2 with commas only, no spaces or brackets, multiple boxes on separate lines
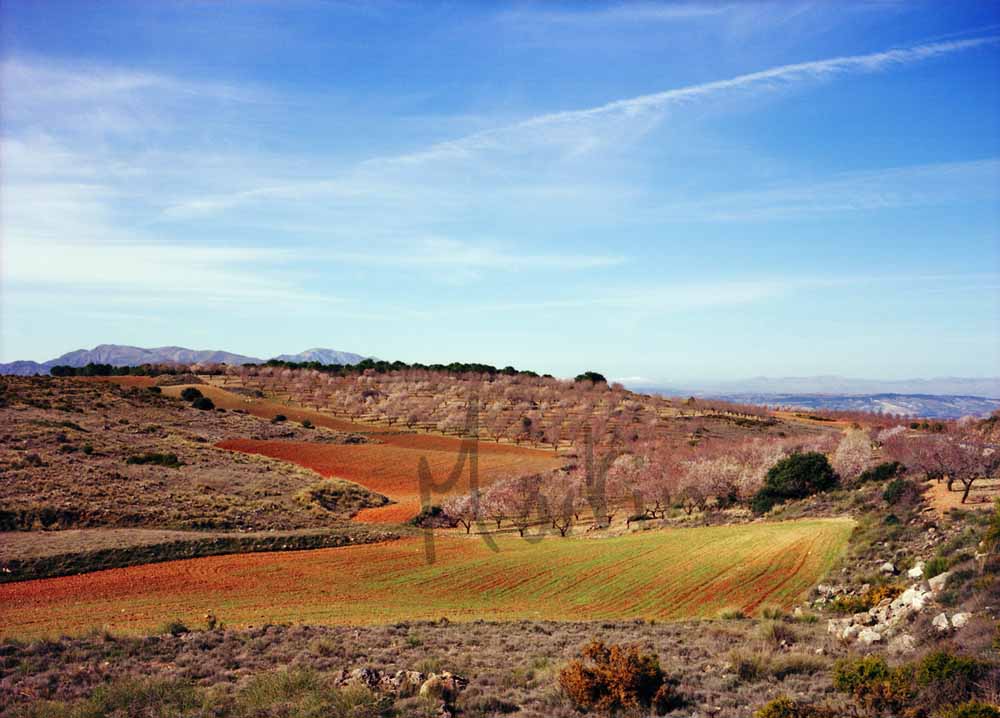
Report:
10,670,391,718
758,650,1000,718
558,640,683,715
755,696,840,718
830,651,997,718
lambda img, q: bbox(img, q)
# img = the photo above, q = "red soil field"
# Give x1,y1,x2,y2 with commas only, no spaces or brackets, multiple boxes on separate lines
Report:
97,380,559,522
0,519,852,639
217,437,560,522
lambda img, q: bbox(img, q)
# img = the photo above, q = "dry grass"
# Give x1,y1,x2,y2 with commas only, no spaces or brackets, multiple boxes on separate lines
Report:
0,619,849,718
0,377,393,578
0,378,387,533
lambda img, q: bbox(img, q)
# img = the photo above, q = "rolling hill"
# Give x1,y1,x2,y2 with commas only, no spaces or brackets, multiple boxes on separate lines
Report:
0,344,369,375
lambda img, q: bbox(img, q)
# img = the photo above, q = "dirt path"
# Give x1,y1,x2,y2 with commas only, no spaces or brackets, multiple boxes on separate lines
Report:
925,477,1000,515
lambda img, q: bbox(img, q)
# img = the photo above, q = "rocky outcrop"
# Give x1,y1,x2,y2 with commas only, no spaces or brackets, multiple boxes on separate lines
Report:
933,611,971,631
826,571,961,653
335,667,469,714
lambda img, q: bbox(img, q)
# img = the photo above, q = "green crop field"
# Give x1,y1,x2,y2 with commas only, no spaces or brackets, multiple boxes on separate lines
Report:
0,518,853,639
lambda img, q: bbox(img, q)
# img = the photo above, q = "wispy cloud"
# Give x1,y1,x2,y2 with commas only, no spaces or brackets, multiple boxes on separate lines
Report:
325,238,625,272
1,57,260,137
479,278,799,313
498,2,732,26
646,159,1000,222
366,35,999,167
1,57,256,105
472,272,998,314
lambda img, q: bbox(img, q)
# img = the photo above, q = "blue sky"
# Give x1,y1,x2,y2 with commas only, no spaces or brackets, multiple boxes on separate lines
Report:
2,0,998,382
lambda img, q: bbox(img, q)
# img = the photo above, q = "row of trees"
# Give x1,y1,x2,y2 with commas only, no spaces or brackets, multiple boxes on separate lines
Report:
49,363,194,377
441,425,999,537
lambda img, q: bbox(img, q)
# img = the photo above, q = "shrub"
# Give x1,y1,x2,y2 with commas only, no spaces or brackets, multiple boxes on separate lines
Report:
832,654,892,693
914,651,989,709
758,620,797,646
752,453,838,514
126,452,182,468
883,477,921,505
867,583,904,605
82,443,93,455
942,702,1000,718
158,619,189,637
754,695,839,718
729,649,770,682
833,655,916,716
271,414,287,424
147,386,162,394
719,608,747,620
830,584,902,615
301,419,314,429
858,461,905,484
81,677,201,718
769,653,828,679
235,669,385,718
925,556,950,580
558,640,682,714
191,396,215,411
986,500,1000,553
832,652,994,716
180,387,203,401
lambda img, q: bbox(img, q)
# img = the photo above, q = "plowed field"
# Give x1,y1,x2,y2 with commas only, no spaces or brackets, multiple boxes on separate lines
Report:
217,437,561,522
0,518,852,639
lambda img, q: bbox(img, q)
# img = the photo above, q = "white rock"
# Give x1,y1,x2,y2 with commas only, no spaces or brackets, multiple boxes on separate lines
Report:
858,628,882,645
929,571,952,593
888,634,916,654
907,561,925,579
892,585,931,613
932,612,951,631
951,612,971,628
827,618,852,635
869,604,892,625
880,562,896,575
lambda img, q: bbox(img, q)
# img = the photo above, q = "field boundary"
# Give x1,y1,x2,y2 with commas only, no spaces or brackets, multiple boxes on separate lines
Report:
0,526,399,583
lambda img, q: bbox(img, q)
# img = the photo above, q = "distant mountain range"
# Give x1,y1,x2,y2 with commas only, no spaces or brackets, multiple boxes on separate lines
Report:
0,344,369,376
633,375,1000,399
630,377,1000,419
272,348,367,365
707,392,998,419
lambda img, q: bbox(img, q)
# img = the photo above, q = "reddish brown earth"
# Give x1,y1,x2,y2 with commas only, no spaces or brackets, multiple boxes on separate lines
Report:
217,436,561,522
0,519,852,639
